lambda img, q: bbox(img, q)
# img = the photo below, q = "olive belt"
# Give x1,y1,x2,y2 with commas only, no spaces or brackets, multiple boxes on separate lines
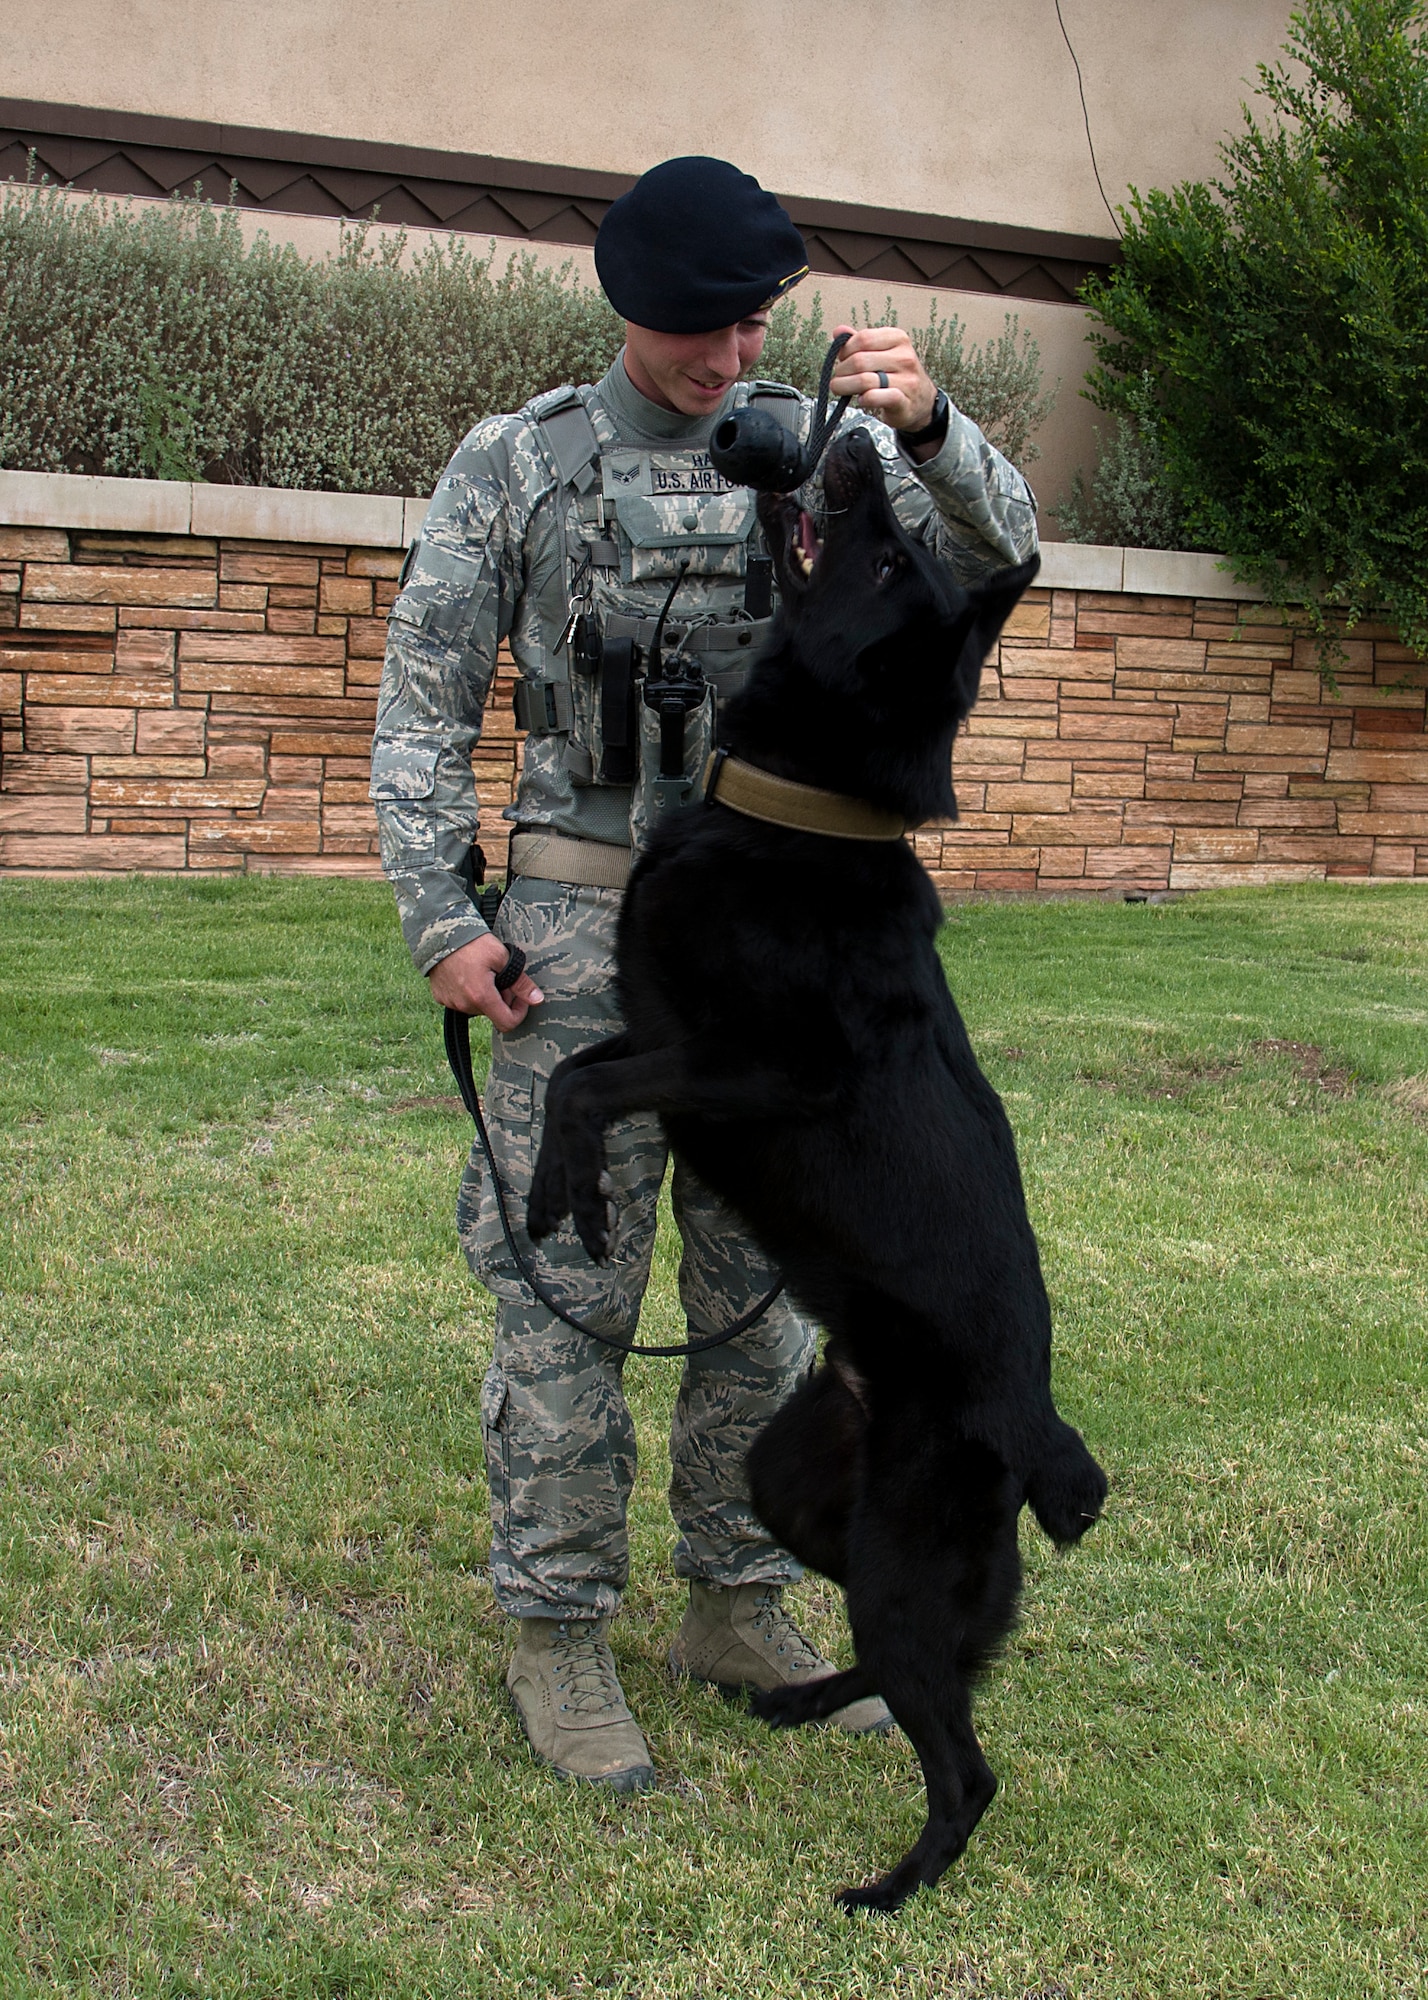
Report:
508,830,632,890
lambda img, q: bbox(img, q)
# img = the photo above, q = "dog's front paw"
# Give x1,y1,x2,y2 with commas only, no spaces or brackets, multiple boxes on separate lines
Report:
569,1168,617,1266
526,1144,569,1242
1026,1426,1109,1546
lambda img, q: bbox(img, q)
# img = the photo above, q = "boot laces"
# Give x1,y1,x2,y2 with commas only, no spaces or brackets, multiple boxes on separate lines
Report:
749,1589,824,1671
550,1623,627,1716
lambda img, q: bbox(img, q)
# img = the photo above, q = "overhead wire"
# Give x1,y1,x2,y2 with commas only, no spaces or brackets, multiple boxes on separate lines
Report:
1054,0,1123,239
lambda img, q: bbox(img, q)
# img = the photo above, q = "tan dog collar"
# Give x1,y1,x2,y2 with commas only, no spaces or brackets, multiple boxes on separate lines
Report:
701,750,906,842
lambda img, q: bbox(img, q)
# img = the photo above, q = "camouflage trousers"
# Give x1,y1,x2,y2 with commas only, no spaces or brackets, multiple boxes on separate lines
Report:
457,873,818,1620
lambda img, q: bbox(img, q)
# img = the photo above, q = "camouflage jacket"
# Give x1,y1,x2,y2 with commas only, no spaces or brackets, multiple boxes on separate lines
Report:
371,353,1038,974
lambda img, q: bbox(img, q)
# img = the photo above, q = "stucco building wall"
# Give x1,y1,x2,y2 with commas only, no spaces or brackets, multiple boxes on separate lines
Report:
6,0,1294,241
5,2,1295,524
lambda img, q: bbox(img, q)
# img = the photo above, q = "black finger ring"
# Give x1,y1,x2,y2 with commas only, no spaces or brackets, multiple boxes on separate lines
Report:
495,944,527,992
876,370,889,390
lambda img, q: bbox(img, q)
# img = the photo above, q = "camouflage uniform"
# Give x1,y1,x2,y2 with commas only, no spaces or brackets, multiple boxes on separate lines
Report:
458,875,812,1616
372,353,1037,1619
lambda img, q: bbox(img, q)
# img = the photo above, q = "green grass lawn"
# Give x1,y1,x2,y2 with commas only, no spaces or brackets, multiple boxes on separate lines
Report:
0,876,1424,2000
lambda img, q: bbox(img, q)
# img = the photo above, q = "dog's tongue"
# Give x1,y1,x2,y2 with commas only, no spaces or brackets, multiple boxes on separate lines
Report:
797,510,819,566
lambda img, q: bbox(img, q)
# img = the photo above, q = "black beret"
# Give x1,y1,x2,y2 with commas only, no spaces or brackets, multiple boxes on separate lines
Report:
595,157,808,334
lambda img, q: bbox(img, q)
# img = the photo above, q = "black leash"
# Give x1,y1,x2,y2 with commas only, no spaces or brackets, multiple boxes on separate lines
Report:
800,329,855,481
442,973,785,1359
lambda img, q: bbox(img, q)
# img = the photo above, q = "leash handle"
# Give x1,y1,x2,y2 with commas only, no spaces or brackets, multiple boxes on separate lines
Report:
493,944,526,993
800,330,853,482
442,994,784,1359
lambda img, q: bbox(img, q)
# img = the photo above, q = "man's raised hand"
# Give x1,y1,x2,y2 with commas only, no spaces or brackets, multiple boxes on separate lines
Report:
829,324,939,443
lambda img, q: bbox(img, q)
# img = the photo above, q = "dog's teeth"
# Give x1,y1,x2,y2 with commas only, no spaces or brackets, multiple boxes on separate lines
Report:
798,552,813,576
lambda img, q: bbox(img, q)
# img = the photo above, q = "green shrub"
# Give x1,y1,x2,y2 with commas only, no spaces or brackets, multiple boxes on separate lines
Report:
0,181,625,494
0,176,1052,494
1078,0,1428,652
908,303,1056,466
755,292,837,400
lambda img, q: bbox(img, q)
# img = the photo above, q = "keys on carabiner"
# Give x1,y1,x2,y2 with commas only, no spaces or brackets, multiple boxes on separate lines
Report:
557,547,595,654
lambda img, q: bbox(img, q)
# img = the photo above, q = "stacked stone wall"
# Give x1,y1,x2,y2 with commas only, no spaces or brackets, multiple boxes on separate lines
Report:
0,524,519,880
934,586,1428,894
2,508,1426,893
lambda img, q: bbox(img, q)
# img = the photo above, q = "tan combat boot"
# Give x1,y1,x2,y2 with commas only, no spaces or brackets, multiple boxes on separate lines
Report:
506,1616,655,1792
668,1581,893,1735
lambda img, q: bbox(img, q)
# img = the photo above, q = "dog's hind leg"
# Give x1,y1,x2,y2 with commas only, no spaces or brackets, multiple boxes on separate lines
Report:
834,1678,997,1914
744,1350,888,1732
836,1431,1022,1914
745,1353,865,1587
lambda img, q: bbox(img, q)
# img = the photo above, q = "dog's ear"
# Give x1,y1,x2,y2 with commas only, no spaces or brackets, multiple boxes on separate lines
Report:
951,555,1042,712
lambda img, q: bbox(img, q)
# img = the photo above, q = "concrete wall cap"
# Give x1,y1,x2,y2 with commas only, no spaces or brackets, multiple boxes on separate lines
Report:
189,485,405,547
0,468,192,535
0,471,411,549
1037,542,1123,592
0,471,1275,601
1122,546,1270,601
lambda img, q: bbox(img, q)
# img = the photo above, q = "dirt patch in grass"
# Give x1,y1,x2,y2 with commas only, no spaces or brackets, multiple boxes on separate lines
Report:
1080,1040,1364,1104
1080,1057,1240,1100
387,1095,465,1114
1148,1059,1239,1100
1253,1039,1355,1097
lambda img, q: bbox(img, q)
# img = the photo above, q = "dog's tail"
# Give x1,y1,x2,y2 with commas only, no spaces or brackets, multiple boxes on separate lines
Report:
1025,1419,1108,1545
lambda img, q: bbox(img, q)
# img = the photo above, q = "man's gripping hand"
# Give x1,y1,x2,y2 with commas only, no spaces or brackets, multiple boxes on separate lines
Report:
428,934,544,1033
829,324,941,459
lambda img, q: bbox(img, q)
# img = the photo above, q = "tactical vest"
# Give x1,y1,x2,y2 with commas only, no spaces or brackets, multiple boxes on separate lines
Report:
513,379,804,849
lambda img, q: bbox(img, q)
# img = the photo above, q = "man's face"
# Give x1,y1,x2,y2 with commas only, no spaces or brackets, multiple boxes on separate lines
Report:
622,313,771,417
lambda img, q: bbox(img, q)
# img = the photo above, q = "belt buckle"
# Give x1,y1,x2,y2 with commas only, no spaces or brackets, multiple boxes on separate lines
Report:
701,746,729,806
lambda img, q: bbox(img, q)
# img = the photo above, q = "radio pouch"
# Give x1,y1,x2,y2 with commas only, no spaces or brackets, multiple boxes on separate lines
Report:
629,675,714,852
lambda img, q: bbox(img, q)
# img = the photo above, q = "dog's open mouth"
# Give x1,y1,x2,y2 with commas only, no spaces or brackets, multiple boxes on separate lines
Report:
792,508,823,579
758,495,824,595
754,430,884,599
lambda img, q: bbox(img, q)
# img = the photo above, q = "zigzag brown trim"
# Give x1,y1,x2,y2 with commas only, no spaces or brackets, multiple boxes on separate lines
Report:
0,98,1117,305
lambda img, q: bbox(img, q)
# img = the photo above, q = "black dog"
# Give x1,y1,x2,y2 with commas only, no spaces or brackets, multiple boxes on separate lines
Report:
528,427,1107,1912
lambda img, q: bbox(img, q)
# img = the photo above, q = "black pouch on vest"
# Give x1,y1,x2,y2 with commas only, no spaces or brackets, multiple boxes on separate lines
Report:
599,637,639,784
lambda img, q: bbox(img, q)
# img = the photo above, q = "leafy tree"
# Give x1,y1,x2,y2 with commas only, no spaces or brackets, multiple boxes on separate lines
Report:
1079,0,1428,653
